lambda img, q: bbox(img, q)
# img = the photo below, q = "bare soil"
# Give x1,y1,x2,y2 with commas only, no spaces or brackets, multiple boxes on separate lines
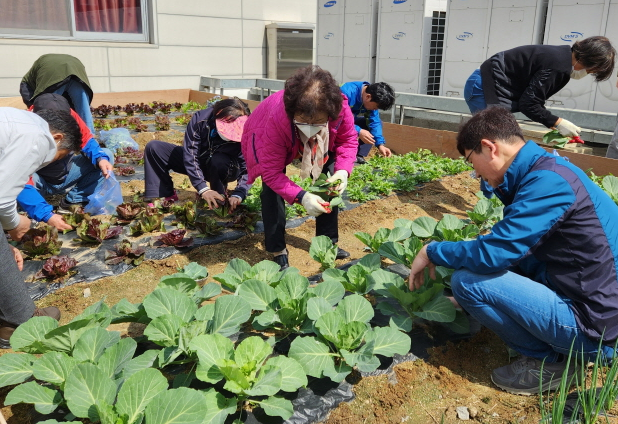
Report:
1,134,615,423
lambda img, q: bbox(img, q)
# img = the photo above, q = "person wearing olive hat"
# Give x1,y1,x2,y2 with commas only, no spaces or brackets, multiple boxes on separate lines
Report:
144,97,251,211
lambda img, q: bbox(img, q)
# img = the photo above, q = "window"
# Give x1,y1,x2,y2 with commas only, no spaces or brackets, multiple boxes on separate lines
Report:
0,0,148,42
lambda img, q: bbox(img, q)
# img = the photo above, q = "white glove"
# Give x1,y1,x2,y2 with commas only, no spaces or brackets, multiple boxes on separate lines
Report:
326,170,348,195
301,192,328,217
556,119,581,137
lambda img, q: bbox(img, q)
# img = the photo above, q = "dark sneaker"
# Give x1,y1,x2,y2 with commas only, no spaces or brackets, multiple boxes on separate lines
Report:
57,197,87,214
491,355,578,395
336,247,350,260
273,254,289,271
0,307,61,349
355,155,367,165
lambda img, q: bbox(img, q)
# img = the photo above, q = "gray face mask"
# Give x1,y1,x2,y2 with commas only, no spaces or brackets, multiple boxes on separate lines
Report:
570,67,588,80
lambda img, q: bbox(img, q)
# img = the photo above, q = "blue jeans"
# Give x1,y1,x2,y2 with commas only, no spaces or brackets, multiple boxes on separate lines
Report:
54,79,94,134
32,149,114,204
451,269,615,363
464,69,487,114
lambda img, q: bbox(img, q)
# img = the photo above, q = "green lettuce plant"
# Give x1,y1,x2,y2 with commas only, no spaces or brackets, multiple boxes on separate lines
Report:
75,218,123,244
369,269,468,334
237,271,345,337
289,294,411,382
309,235,338,271
213,258,289,293
355,227,412,253
189,334,307,420
321,253,382,295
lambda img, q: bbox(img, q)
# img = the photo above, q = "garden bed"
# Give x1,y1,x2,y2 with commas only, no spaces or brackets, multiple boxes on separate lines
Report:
2,91,618,424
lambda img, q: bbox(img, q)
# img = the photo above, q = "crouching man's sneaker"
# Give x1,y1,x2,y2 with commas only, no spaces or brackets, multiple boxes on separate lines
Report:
491,355,578,395
0,307,61,349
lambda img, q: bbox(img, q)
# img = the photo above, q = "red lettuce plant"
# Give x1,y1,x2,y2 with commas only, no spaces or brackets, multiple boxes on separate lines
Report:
154,115,170,131
154,229,194,248
20,227,63,259
116,166,136,176
225,209,260,233
194,216,222,236
129,206,166,236
105,239,146,266
34,255,78,280
116,202,144,224
75,218,123,244
127,117,148,132
63,206,88,229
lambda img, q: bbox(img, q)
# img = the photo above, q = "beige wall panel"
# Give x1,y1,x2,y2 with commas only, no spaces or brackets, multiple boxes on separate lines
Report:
109,76,201,93
243,20,268,48
243,0,317,22
156,0,242,18
107,46,243,77
0,78,22,99
157,15,243,47
0,44,109,78
243,48,266,76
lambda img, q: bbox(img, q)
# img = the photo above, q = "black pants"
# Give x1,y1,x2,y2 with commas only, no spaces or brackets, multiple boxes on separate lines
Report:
261,155,338,253
144,140,237,198
355,116,373,157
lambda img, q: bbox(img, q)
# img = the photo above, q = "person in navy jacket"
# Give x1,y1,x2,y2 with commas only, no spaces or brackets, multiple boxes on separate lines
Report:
16,94,113,231
409,107,618,396
339,81,395,164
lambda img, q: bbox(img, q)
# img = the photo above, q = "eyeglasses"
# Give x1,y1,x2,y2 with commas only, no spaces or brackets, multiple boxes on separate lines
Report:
465,140,483,163
293,120,328,127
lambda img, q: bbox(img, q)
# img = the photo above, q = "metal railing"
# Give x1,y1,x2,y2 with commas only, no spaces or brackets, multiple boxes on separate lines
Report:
199,76,617,139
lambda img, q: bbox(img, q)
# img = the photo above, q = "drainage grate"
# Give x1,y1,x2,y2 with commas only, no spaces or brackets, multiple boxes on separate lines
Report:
426,10,445,96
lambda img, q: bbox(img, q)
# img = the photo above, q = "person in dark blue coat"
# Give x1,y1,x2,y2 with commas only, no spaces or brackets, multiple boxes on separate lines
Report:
143,98,251,211
339,81,395,164
409,107,618,396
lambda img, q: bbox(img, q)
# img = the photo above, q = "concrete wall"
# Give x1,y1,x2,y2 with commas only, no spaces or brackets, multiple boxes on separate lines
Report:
0,0,317,98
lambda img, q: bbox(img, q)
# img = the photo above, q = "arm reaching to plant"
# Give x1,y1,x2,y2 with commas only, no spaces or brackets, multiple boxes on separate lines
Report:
408,245,436,290
378,145,392,157
201,189,225,210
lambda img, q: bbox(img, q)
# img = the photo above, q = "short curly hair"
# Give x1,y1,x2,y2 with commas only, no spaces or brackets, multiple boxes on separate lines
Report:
283,65,342,121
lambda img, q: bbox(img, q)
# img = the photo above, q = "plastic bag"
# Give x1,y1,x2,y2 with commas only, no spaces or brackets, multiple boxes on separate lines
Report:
84,171,124,215
99,128,139,154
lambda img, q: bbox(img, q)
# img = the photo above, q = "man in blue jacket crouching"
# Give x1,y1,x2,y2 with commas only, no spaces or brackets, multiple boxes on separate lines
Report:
409,106,618,395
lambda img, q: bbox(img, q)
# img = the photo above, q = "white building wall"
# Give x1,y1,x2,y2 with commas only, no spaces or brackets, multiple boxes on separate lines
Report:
0,0,317,98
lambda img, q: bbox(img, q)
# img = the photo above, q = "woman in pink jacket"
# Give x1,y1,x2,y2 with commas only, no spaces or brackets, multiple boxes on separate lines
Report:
241,66,358,270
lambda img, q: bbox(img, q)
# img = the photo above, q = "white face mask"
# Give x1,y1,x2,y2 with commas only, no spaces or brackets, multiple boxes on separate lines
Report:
570,67,588,80
294,120,327,138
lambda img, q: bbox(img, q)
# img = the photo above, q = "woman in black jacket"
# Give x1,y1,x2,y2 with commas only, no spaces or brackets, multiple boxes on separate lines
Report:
464,36,615,137
144,98,250,211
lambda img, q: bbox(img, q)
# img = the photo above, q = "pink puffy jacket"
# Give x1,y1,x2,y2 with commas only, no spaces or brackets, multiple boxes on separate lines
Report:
241,90,358,204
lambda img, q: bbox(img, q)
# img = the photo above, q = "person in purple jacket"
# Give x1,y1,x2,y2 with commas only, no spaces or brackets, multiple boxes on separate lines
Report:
144,98,251,211
241,65,358,270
